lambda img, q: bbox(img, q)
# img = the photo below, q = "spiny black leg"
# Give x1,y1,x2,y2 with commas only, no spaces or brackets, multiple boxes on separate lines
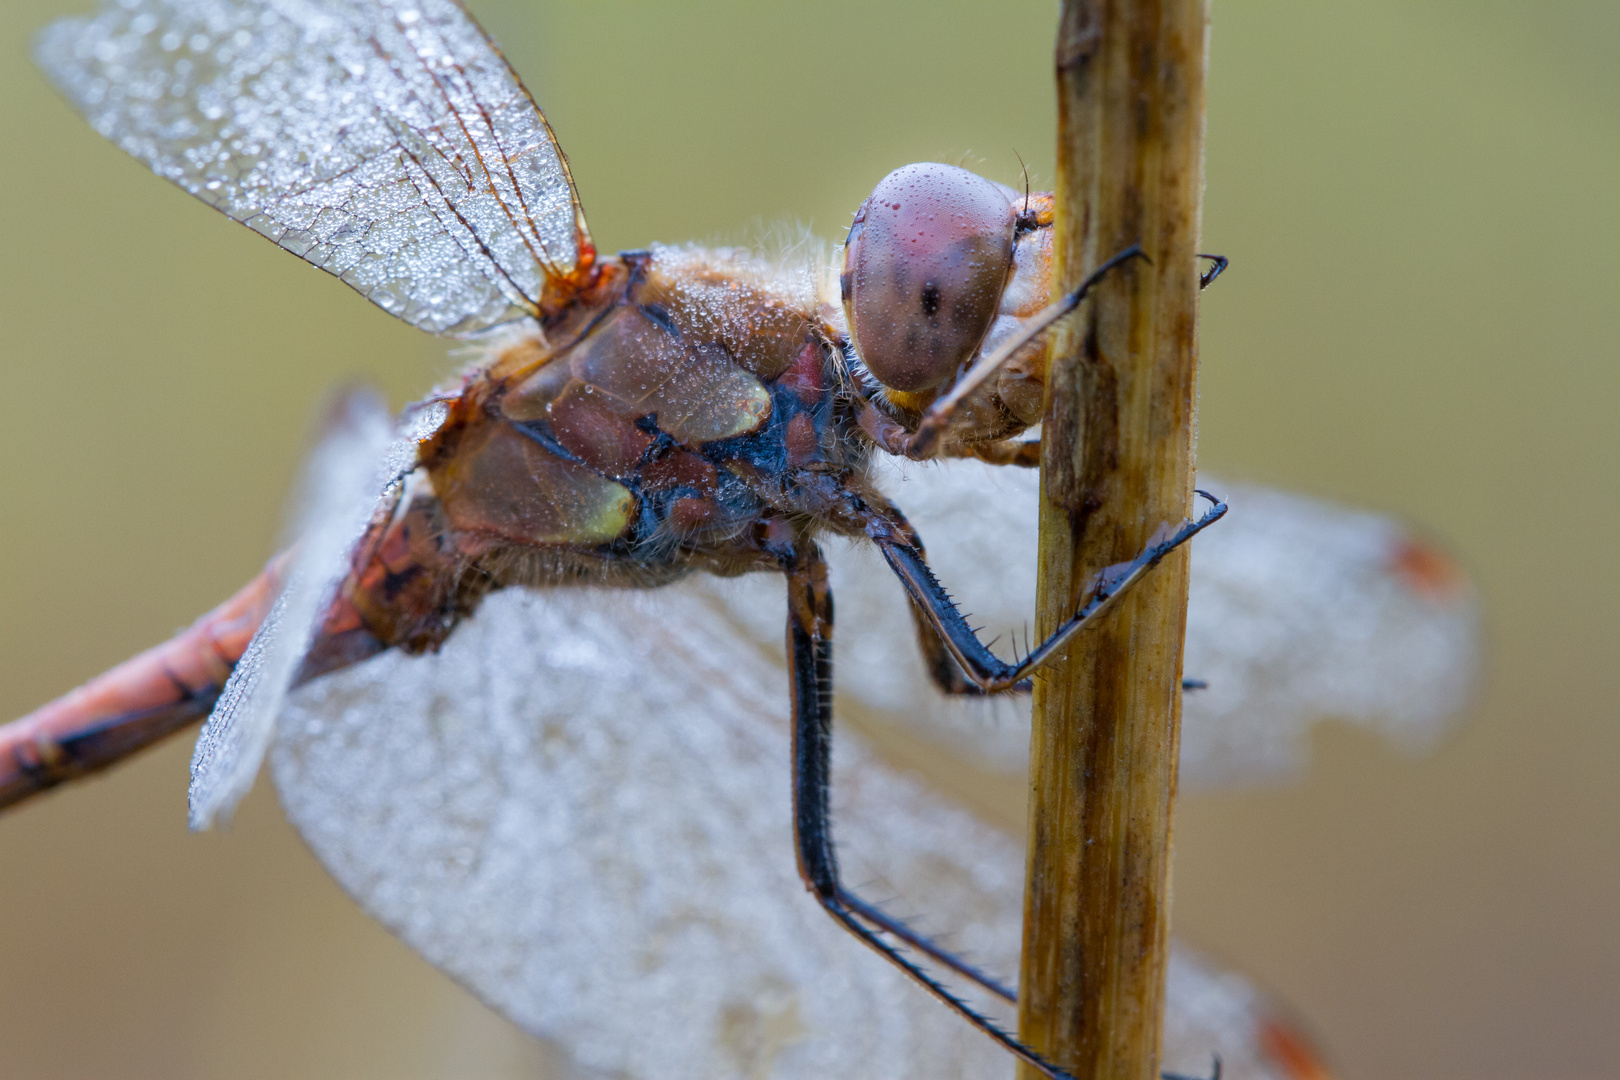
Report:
911,597,990,697
783,539,838,896
869,492,1227,693
917,599,1201,696
891,527,993,698
818,896,1078,1078
783,540,1011,994
779,540,1072,1078
903,244,1149,462
850,490,1029,700
1008,489,1227,679
1198,253,1229,289
834,889,1016,1003
907,596,1034,699
862,490,1203,699
914,585,1201,698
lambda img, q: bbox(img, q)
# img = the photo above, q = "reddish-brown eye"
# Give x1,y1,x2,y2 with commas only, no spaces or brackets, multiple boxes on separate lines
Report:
842,163,1017,394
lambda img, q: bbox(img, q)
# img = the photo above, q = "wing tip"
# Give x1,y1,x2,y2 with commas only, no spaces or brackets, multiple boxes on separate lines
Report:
32,16,85,92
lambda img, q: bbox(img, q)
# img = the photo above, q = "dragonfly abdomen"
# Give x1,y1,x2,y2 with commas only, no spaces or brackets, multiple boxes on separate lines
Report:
0,556,284,807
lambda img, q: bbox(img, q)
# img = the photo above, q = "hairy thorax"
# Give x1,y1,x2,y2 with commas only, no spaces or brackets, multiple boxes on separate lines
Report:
307,245,880,667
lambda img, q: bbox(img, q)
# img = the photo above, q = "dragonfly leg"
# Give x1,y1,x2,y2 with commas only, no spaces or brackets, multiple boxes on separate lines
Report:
910,591,1202,695
904,244,1148,460
865,491,1227,693
848,490,1030,698
900,599,1036,702
958,439,1043,468
781,541,1080,1080
908,248,1223,468
906,596,1022,697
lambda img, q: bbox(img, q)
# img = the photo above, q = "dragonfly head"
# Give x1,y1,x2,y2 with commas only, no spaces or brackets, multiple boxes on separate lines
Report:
840,163,1024,397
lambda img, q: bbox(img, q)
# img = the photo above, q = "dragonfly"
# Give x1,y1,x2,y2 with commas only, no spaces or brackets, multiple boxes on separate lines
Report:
1,1,1480,1077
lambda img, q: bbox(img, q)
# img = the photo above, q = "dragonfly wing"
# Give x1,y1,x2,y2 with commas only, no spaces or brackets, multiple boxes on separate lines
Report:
1166,944,1334,1080
189,390,399,828
273,584,1014,1079
36,0,589,337
762,458,1480,791
272,582,1318,1080
1179,480,1478,788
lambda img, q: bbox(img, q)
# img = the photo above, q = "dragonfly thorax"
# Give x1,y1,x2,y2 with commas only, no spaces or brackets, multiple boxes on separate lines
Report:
307,244,882,665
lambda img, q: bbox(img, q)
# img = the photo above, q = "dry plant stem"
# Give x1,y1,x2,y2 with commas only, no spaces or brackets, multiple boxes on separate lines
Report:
1016,2,1209,1080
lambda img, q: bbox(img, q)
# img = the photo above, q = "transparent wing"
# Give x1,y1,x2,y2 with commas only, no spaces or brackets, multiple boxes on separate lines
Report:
718,458,1478,793
189,389,400,828
36,0,589,337
1181,480,1479,787
271,584,1318,1080
273,587,1011,1080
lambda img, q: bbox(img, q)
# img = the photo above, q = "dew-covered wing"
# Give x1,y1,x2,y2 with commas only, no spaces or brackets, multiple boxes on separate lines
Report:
271,583,1320,1080
36,0,589,337
711,458,1481,792
273,586,1012,1080
189,390,401,829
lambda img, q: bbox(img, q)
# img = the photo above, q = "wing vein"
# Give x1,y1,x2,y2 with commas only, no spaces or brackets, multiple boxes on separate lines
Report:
35,0,591,337
396,16,562,284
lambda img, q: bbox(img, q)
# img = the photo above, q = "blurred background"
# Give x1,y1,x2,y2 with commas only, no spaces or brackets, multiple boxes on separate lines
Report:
1,1,1617,1078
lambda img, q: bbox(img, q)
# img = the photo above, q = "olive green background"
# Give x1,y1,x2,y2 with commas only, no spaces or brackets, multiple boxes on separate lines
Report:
2,2,1617,1078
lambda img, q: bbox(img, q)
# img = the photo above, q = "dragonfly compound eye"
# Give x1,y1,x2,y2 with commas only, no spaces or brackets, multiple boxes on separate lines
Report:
842,163,1017,394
